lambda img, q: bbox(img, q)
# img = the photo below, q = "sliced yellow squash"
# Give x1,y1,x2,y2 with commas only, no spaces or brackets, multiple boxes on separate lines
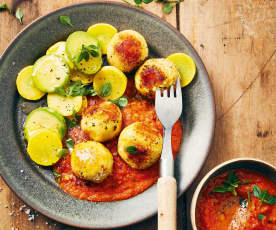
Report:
27,129,63,166
16,66,45,100
47,93,83,116
87,23,118,54
70,69,94,85
46,41,74,69
93,66,127,100
167,53,196,87
78,96,87,114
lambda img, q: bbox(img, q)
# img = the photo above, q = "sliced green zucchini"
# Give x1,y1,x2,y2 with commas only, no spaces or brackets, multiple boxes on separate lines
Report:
24,107,66,140
46,41,74,69
65,31,102,74
32,54,70,93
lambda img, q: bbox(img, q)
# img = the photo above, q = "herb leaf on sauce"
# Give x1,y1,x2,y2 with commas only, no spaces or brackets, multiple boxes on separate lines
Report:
213,172,251,196
109,97,128,108
126,146,138,154
77,44,99,63
258,214,266,220
99,82,112,97
57,149,69,158
252,185,276,205
53,170,61,183
66,138,74,150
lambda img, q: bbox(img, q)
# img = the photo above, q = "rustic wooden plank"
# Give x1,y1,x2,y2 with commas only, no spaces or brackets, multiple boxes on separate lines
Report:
0,0,177,229
179,0,276,228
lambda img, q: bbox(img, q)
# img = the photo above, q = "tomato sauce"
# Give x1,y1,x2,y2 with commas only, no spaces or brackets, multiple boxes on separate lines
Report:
140,66,166,88
53,82,183,202
196,169,276,230
115,35,141,65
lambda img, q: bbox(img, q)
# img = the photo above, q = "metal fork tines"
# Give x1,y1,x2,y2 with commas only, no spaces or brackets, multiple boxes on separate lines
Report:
155,78,182,177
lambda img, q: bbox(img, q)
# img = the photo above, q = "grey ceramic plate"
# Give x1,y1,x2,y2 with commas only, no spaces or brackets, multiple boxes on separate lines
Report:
0,2,215,229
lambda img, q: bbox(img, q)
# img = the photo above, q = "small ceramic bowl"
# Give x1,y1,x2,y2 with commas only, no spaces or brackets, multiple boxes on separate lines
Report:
190,158,276,229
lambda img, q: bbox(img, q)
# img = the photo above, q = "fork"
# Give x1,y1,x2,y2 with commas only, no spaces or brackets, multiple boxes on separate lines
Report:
155,78,182,230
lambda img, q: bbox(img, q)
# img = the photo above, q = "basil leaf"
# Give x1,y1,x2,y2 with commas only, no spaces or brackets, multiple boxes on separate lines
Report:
57,149,68,158
126,146,138,154
163,4,173,14
264,195,276,205
87,89,97,96
66,138,74,150
53,170,61,183
15,8,23,24
239,197,247,209
0,4,11,13
134,0,142,5
55,86,67,96
142,0,153,3
212,186,233,193
99,82,112,97
261,189,268,203
252,185,262,198
59,15,73,27
109,97,128,108
77,44,99,63
258,214,266,220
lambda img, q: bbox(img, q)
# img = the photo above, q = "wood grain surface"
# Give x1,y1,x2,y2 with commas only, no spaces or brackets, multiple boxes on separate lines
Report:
0,0,275,229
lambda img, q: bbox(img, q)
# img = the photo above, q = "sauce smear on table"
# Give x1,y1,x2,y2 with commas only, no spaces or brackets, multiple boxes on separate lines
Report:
196,169,276,230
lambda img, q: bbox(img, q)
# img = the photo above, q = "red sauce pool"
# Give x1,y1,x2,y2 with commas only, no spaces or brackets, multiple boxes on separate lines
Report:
140,66,166,88
115,35,141,65
196,169,276,230
54,85,183,202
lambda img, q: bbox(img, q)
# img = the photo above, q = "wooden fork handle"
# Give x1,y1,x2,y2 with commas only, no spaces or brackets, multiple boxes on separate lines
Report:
158,176,177,230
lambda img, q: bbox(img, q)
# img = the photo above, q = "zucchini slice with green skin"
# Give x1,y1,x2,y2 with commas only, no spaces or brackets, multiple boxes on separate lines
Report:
24,107,66,140
32,54,70,93
65,31,102,74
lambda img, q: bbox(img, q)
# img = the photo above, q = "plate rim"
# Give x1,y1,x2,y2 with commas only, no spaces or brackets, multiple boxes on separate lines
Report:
0,1,216,228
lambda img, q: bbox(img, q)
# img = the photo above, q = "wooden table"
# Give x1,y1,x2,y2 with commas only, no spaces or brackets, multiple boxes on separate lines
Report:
0,0,275,229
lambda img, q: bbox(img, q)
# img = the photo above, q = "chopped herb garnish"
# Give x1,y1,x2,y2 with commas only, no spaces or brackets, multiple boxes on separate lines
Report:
109,97,128,108
54,81,96,97
258,214,266,220
77,44,99,63
53,170,61,183
15,8,23,24
134,0,143,6
126,146,138,154
99,82,112,97
66,138,74,150
57,149,69,158
163,4,174,14
0,4,11,13
252,185,276,205
54,86,67,96
59,15,73,27
213,172,251,196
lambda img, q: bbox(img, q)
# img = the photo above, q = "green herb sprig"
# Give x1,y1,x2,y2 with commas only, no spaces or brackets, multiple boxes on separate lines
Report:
126,146,138,154
57,149,69,158
53,170,61,183
252,185,276,205
66,138,74,150
213,172,252,196
59,15,73,27
109,97,128,108
55,81,97,97
77,44,99,63
258,214,266,220
65,109,80,129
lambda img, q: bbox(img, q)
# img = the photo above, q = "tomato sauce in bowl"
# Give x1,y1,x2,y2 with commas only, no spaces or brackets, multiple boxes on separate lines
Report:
196,169,276,230
53,82,183,202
